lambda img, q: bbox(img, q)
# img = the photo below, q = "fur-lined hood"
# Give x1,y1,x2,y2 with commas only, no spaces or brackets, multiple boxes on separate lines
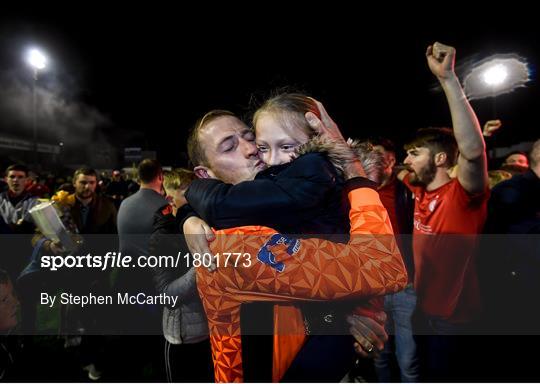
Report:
296,136,385,185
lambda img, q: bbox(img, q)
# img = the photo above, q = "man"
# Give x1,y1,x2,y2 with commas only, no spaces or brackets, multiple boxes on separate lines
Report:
116,158,168,323
501,150,529,175
148,169,214,383
486,140,539,235
115,159,167,381
397,42,489,380
183,110,398,382
117,159,167,266
188,111,264,184
28,167,117,380
49,167,117,237
105,169,129,209
0,164,38,233
0,164,39,280
370,138,418,382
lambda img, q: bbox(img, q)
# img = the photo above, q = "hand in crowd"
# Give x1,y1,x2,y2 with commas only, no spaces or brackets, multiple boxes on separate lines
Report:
47,240,66,255
347,312,388,358
426,42,456,81
483,119,502,137
183,216,217,272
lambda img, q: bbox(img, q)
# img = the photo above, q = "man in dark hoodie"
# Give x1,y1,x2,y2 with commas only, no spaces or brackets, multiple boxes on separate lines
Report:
149,169,213,383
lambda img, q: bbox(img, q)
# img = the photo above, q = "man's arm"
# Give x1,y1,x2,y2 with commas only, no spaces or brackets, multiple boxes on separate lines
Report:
156,267,198,303
199,185,407,303
427,42,488,194
149,206,209,303
483,119,502,137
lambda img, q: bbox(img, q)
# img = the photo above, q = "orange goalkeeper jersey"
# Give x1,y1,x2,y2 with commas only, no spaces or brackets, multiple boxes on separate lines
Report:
197,187,407,382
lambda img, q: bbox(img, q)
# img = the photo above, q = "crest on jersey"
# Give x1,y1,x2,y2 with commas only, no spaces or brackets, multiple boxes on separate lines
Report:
257,234,300,273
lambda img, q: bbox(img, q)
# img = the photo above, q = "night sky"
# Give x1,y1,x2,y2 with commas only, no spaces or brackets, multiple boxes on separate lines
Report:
1,4,539,167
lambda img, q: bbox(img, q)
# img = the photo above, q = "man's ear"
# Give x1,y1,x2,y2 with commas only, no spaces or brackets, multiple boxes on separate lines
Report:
434,152,448,167
194,166,213,179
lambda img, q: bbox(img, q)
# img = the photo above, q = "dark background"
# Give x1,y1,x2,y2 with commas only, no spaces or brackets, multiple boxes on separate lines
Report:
0,4,538,168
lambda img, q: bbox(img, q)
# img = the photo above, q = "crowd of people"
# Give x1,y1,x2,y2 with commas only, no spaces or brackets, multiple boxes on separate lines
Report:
0,42,539,383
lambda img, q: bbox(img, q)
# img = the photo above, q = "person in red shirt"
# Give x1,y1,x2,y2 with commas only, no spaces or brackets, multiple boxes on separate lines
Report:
397,42,489,381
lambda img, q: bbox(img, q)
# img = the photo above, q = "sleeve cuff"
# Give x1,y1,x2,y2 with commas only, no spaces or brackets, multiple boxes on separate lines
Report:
343,177,379,196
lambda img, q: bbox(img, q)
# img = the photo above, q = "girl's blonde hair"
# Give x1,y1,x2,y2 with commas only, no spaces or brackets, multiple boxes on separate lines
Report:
253,93,321,139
